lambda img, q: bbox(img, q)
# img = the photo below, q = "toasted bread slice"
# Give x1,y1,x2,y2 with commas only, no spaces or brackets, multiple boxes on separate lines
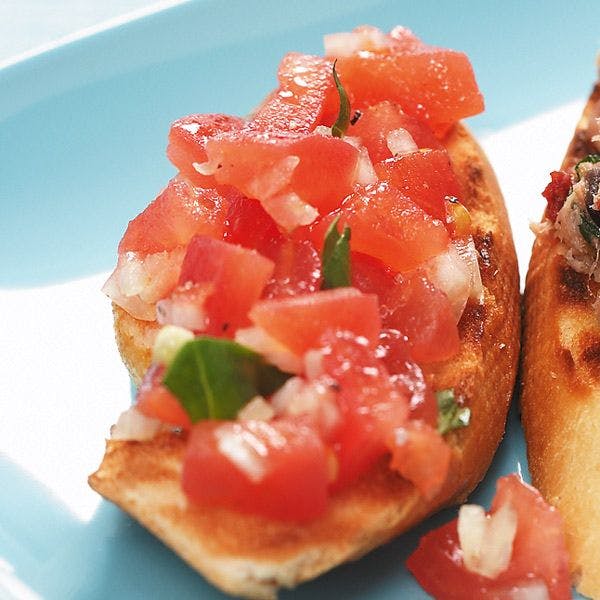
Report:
522,83,600,598
90,122,520,599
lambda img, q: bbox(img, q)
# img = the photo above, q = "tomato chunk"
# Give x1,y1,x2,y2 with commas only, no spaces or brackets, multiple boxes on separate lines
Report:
173,236,274,335
249,288,381,355
542,170,572,222
374,149,462,221
166,114,246,187
182,419,329,522
406,474,571,600
119,177,229,254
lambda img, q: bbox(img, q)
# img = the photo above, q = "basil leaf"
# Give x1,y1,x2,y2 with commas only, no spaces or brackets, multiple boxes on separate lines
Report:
321,215,351,289
436,388,470,435
579,209,600,244
331,61,350,138
575,154,600,180
163,337,290,422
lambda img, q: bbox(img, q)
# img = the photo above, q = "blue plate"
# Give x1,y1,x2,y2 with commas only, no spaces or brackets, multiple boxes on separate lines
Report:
2,1,597,597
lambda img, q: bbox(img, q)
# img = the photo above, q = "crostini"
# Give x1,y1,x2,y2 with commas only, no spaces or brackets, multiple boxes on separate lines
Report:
90,25,520,599
522,80,600,598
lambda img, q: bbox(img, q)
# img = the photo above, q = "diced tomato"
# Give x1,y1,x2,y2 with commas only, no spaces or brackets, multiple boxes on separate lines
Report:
384,270,460,363
374,149,461,221
119,177,229,255
182,418,330,522
349,101,442,163
314,182,450,273
249,288,381,356
175,236,274,336
224,196,322,297
204,130,359,227
543,170,572,222
166,114,246,187
334,44,483,132
406,474,571,600
251,53,336,132
388,420,450,500
136,364,191,428
319,331,409,491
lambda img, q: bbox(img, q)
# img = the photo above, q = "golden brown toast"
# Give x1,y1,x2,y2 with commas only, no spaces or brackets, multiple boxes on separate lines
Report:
522,83,600,598
89,122,520,599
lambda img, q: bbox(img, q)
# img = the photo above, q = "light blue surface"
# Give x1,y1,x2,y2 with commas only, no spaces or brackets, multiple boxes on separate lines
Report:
2,1,598,597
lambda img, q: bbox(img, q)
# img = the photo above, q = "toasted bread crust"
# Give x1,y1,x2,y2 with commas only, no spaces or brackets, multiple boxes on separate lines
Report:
91,122,520,599
522,84,600,597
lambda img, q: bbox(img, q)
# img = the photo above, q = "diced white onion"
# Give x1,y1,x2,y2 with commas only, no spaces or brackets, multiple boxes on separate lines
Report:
246,155,300,200
323,27,389,57
386,128,418,156
192,160,219,176
355,145,378,185
455,238,485,303
304,349,324,380
458,500,518,579
111,407,163,441
260,191,319,232
314,125,333,137
502,581,550,600
152,325,194,366
156,294,207,332
235,326,303,374
237,396,275,422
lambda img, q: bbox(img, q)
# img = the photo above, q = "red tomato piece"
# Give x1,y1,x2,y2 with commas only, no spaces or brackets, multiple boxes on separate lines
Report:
166,114,246,187
118,177,229,255
318,182,450,273
318,331,409,491
384,270,460,363
334,47,484,132
406,474,571,600
349,101,442,163
176,235,274,336
182,418,330,522
249,288,381,356
136,364,191,428
251,53,336,132
543,170,572,222
388,420,450,500
374,149,461,221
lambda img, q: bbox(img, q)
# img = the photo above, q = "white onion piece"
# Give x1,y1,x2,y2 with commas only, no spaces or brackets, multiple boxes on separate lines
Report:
386,128,418,156
501,581,550,600
235,326,303,374
304,349,324,380
355,145,378,185
246,155,300,200
192,159,219,176
455,238,484,303
238,396,275,422
323,27,389,57
152,324,194,366
156,289,209,332
111,407,163,441
423,244,471,322
261,190,319,232
458,500,518,579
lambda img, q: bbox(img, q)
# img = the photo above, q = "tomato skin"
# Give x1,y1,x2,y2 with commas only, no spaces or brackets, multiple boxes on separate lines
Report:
177,236,274,336
166,114,246,187
542,170,571,222
249,288,381,356
406,475,571,600
136,364,191,428
350,101,442,163
374,149,462,222
119,177,229,255
182,418,330,522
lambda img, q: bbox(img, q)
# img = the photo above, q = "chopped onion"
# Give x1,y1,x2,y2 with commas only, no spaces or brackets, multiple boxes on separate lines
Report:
235,326,303,374
152,324,194,366
111,407,163,441
386,128,418,156
261,191,319,232
502,581,550,600
192,159,219,176
304,349,324,379
246,155,300,200
324,27,389,57
156,285,210,332
455,238,484,303
237,396,275,422
458,499,518,579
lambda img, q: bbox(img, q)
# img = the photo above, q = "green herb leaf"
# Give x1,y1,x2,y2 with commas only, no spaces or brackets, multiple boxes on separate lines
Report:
321,215,351,289
436,388,470,435
575,154,600,180
331,61,350,138
579,208,600,244
163,337,290,422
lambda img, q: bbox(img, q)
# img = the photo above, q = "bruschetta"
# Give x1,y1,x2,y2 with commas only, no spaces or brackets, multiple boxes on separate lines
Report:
522,80,600,598
89,25,520,599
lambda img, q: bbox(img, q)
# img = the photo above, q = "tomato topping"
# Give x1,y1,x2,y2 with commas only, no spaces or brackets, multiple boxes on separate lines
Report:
119,177,229,255
249,288,381,356
374,149,462,222
174,235,274,335
166,114,246,187
543,170,572,222
182,418,330,522
349,101,442,163
251,53,336,132
406,474,571,600
136,364,191,428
